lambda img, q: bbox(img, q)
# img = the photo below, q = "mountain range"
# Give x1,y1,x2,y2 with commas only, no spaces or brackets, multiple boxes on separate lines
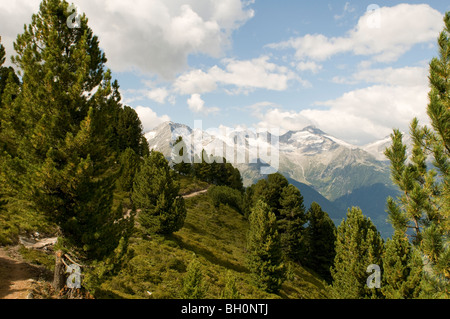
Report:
145,121,401,237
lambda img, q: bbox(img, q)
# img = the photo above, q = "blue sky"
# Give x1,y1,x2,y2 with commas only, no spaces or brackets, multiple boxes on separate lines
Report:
2,1,450,145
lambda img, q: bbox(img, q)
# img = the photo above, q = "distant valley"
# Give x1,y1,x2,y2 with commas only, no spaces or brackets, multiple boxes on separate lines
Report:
145,121,401,237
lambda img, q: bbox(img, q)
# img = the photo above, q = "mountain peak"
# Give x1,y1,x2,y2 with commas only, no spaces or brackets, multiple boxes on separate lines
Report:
302,125,326,135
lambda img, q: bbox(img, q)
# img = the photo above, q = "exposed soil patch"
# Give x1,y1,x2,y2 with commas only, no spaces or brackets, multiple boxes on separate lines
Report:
0,246,50,299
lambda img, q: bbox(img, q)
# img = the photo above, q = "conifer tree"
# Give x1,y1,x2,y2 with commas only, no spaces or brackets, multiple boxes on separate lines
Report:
220,270,241,299
181,257,206,299
192,149,211,182
384,12,450,297
225,163,244,192
0,0,134,290
382,231,423,299
243,185,255,219
244,174,306,262
304,202,336,283
132,151,186,235
117,105,148,156
0,42,4,66
278,184,307,262
0,42,20,108
172,136,192,176
265,173,289,218
331,207,384,299
117,147,141,202
247,200,286,293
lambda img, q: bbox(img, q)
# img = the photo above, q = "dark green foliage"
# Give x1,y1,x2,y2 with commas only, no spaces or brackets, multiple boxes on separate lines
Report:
330,207,384,299
92,183,329,299
175,144,244,192
223,163,244,193
304,202,336,283
221,270,241,299
278,184,307,262
244,173,307,262
83,236,132,295
0,42,4,66
132,151,186,235
117,105,149,156
382,231,423,299
244,173,289,218
0,43,20,109
247,200,286,293
117,147,141,195
181,257,207,299
0,0,134,262
208,185,243,214
265,173,290,217
192,150,211,182
384,12,450,297
172,136,192,176
243,185,254,219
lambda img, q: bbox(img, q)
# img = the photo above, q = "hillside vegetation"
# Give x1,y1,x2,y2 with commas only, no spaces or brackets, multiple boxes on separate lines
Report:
1,1,448,300
97,175,329,299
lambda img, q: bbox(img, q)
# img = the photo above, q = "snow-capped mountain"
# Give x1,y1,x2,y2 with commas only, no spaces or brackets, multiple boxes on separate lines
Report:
146,121,394,201
362,133,413,162
145,121,401,237
362,136,393,161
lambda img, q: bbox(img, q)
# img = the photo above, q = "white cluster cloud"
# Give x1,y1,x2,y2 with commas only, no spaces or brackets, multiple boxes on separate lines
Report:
174,55,301,96
0,1,444,145
309,83,430,145
268,4,443,64
0,0,41,66
295,61,322,74
254,3,443,145
332,66,428,86
0,0,254,79
145,87,170,104
78,0,255,79
254,65,431,145
187,93,218,115
135,106,170,132
254,108,313,133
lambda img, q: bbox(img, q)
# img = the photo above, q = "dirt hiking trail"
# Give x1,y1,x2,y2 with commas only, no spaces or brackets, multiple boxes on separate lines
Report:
181,188,209,199
0,247,42,299
0,189,209,299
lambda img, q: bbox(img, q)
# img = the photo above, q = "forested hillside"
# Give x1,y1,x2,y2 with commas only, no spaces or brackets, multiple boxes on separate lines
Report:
0,0,448,300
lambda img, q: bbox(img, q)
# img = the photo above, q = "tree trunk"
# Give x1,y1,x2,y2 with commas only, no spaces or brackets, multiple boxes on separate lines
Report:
53,250,66,292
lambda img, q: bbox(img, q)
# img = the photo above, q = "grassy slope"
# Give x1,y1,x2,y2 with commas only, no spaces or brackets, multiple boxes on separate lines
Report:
99,176,329,299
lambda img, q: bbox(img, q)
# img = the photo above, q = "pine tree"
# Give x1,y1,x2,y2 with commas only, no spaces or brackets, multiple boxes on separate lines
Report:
181,257,206,299
0,42,20,108
304,202,336,283
382,231,423,299
117,105,148,156
194,149,212,182
244,174,306,262
0,0,133,290
330,207,384,299
243,184,255,219
117,147,141,204
220,270,241,299
247,200,286,293
278,184,307,262
265,173,289,218
132,151,186,235
172,136,192,176
384,12,450,297
225,163,244,192
0,41,4,66
34,107,130,259
0,70,21,156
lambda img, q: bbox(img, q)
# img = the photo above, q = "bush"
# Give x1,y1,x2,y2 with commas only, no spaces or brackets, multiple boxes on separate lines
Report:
208,186,243,214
